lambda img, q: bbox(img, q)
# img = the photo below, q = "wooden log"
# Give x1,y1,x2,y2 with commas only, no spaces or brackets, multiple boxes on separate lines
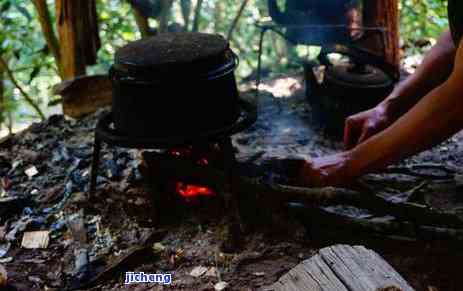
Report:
269,245,414,291
53,74,112,119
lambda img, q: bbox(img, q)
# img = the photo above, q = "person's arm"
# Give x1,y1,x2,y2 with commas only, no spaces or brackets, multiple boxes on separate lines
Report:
348,37,463,176
382,30,456,119
297,37,463,187
344,30,457,148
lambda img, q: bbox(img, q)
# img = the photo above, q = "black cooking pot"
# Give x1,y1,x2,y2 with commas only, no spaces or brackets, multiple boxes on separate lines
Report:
305,46,399,134
110,33,241,138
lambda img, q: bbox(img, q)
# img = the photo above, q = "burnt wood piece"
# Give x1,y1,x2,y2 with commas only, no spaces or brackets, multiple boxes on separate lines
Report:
269,245,414,291
53,74,112,119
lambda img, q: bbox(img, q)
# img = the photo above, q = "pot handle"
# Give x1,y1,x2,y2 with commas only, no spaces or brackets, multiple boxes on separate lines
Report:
320,45,400,83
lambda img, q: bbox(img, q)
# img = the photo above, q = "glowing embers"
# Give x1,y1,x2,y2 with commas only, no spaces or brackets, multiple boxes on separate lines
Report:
168,146,217,199
175,182,214,198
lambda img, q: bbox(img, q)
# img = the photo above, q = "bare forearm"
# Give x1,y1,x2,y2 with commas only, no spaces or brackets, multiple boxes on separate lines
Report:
381,30,456,119
349,78,463,176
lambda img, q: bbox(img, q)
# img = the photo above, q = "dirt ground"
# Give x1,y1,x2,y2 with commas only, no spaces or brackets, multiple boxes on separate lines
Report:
1,75,463,291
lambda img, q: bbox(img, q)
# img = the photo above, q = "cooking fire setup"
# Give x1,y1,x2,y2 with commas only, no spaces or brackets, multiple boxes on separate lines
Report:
87,0,402,250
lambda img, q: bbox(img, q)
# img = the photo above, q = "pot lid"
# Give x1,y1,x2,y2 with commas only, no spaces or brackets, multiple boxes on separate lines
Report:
114,32,232,77
325,63,393,88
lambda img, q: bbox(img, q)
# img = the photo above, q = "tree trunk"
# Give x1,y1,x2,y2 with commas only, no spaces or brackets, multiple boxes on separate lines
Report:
362,0,400,70
192,0,204,32
181,0,192,31
55,0,101,80
158,0,173,33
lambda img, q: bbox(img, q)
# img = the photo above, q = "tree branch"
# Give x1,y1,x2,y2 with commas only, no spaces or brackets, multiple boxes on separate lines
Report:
227,0,250,42
32,0,63,78
0,56,46,120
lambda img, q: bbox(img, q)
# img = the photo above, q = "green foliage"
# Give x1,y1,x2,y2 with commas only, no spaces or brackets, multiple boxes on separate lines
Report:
0,0,57,132
400,0,448,42
0,0,453,132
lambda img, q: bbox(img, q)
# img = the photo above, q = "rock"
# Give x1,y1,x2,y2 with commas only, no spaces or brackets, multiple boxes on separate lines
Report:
21,231,50,249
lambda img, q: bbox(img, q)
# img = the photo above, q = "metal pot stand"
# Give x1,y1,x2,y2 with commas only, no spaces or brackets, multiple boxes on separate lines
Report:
89,98,257,193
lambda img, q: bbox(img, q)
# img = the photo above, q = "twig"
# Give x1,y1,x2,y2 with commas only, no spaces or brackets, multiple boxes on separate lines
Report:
227,0,250,42
0,56,46,120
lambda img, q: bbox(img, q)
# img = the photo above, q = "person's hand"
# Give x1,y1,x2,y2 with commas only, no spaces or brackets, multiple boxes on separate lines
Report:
268,152,357,188
344,105,393,149
297,152,356,187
